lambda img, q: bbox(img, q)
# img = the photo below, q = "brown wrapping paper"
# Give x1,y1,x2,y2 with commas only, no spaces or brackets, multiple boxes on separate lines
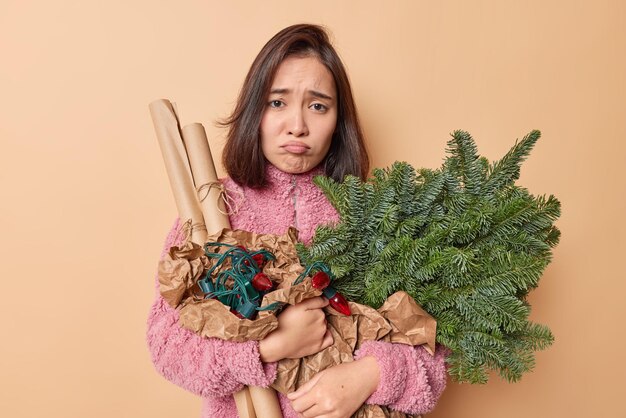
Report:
233,390,256,418
352,406,422,418
182,117,282,418
270,293,436,394
179,298,279,341
165,228,306,341
157,240,206,307
249,387,283,418
181,122,231,234
150,99,207,244
377,292,437,354
152,99,278,418
179,124,282,417
159,227,436,418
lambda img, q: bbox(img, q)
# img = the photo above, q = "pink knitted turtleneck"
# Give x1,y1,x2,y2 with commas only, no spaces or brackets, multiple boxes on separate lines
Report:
222,164,338,244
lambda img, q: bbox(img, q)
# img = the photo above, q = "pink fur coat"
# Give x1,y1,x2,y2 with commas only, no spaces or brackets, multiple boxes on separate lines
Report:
146,165,448,417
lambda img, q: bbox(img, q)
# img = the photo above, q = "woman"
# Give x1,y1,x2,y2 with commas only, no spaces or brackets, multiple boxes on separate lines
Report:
147,24,448,418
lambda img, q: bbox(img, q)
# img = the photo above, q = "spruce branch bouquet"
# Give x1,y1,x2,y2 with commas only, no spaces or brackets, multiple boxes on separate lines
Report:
297,130,560,384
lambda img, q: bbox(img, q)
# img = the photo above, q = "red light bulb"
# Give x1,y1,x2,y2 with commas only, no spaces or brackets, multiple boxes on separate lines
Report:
251,272,273,291
322,286,351,316
252,253,265,268
311,271,330,290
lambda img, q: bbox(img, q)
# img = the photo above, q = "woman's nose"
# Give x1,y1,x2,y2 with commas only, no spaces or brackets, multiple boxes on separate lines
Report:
288,108,309,137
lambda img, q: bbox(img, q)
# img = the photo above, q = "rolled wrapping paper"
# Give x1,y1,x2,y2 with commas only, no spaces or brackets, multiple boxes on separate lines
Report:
181,123,231,234
175,110,282,417
234,390,256,418
149,99,257,417
149,99,207,244
249,387,283,418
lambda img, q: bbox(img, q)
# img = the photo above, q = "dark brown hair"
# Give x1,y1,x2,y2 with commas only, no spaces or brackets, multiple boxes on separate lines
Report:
220,24,369,188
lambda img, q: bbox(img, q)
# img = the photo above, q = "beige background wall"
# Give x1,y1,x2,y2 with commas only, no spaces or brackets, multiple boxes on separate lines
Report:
1,1,623,417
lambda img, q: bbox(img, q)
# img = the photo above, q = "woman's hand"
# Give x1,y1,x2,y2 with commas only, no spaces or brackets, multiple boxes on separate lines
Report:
259,297,333,363
287,356,380,418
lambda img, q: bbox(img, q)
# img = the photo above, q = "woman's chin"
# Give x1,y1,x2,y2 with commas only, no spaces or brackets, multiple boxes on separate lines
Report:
278,165,309,174
271,157,320,174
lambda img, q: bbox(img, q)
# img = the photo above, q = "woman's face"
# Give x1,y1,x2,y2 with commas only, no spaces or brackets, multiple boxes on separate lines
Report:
260,55,337,174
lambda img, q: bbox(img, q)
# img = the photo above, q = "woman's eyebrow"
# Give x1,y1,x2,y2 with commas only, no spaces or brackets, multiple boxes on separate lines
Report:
269,88,289,95
309,90,334,101
269,88,334,101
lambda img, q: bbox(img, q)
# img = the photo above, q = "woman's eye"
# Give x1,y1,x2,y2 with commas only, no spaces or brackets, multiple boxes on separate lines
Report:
311,103,327,112
269,100,283,108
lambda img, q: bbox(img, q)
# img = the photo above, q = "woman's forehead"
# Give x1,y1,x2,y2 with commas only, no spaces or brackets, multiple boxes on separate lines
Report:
270,56,336,95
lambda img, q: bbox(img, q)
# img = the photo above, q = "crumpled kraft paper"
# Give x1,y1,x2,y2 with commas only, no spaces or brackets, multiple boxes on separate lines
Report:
159,228,307,341
270,292,436,394
179,298,280,342
158,227,435,418
158,242,207,307
353,405,422,418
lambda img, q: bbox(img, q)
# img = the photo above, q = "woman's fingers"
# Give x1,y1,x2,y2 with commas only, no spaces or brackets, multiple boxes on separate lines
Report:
320,329,333,350
301,296,329,310
291,395,318,416
300,403,324,418
288,372,323,401
261,296,332,361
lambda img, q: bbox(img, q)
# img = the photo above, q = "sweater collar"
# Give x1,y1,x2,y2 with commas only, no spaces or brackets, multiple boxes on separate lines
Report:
264,163,324,189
